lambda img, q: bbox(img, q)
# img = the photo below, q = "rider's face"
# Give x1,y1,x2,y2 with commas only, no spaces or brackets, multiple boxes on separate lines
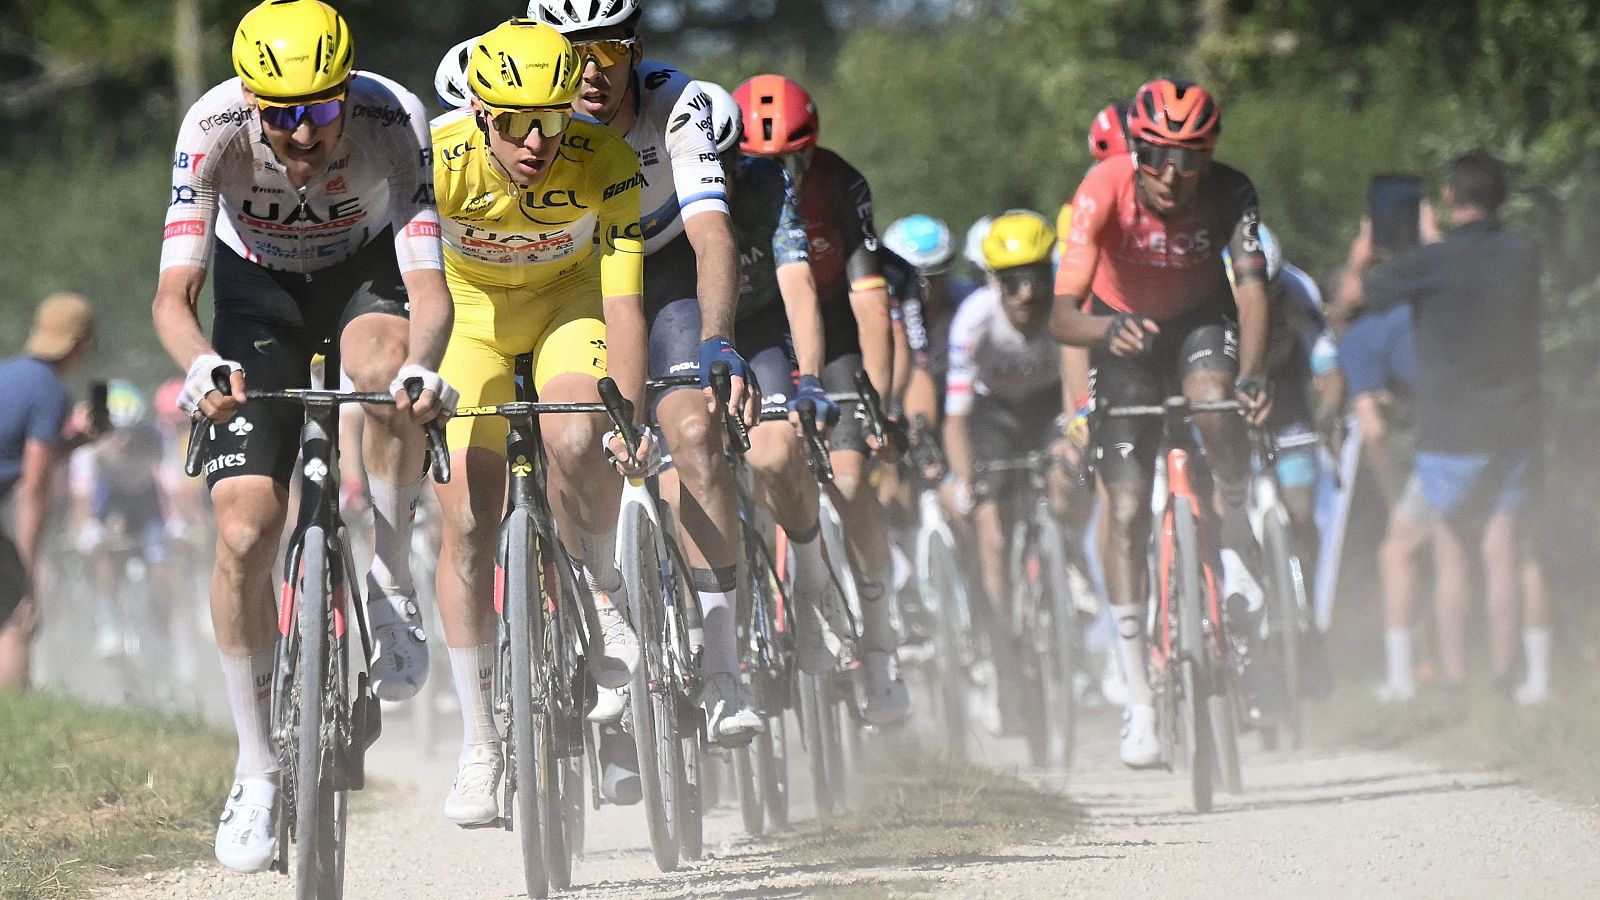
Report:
1136,158,1208,215
991,263,1052,333
477,104,565,188
570,28,639,123
249,86,347,185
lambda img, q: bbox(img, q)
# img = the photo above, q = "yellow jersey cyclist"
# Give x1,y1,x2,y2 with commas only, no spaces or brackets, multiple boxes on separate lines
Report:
427,20,654,825
151,0,455,872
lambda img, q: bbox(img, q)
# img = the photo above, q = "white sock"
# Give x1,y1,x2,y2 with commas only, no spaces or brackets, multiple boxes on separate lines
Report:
220,648,278,779
858,564,899,653
1384,628,1415,692
368,475,423,596
1523,628,1551,695
698,589,738,678
1111,604,1154,707
449,643,497,749
575,529,621,596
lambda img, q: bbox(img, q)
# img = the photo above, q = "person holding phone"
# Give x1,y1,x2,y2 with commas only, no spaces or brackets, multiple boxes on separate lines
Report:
0,292,102,689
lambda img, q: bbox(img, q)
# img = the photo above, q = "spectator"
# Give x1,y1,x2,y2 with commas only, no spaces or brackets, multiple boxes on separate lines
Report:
0,293,100,689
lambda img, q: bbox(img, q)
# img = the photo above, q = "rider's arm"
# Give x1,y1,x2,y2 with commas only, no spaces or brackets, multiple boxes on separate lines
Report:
389,87,451,373
152,265,216,371
665,83,738,339
684,210,740,340
942,301,980,485
890,305,912,410
841,174,892,396
155,109,226,372
903,367,940,434
1227,213,1272,381
1050,172,1118,347
600,152,649,424
778,262,825,378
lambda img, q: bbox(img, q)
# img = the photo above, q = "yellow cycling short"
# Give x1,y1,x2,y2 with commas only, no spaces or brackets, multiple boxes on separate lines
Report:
440,269,608,453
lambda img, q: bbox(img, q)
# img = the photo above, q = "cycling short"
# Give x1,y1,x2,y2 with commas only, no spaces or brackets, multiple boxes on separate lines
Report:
1415,449,1538,522
970,384,1061,500
737,306,799,417
206,231,408,489
822,353,871,456
1339,304,1417,397
1088,296,1238,485
1272,423,1319,491
440,266,608,454
92,480,165,533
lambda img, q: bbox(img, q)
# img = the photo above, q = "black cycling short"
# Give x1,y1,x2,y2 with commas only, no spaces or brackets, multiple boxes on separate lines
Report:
970,384,1061,501
822,352,871,456
1088,296,1238,485
735,305,799,418
205,230,409,489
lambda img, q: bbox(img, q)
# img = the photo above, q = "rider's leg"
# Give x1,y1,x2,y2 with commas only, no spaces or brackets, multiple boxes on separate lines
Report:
1182,328,1258,616
829,449,895,652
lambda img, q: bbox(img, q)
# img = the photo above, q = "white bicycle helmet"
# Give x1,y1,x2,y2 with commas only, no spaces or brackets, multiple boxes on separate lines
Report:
528,0,640,32
963,215,994,272
433,37,475,110
695,80,743,155
1223,222,1283,287
883,215,954,272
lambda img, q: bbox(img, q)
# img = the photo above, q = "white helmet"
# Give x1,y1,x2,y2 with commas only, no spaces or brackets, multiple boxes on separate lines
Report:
695,81,742,155
964,215,994,272
434,37,475,111
1223,222,1283,287
528,0,640,32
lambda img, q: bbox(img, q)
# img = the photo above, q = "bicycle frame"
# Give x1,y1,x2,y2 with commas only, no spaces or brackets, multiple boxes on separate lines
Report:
1151,445,1223,671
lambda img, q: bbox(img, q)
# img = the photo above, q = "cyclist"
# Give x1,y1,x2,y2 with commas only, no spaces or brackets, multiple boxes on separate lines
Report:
1050,78,1273,768
432,36,474,111
529,1,765,782
942,212,1075,732
150,0,454,870
427,20,653,824
735,73,912,725
884,215,974,447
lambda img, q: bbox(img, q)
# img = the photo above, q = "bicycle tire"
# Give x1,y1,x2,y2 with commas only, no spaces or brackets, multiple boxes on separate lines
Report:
819,673,847,812
1210,678,1244,794
1037,514,1080,768
797,670,833,820
1172,501,1216,813
541,538,588,889
504,508,551,899
735,743,763,835
925,528,969,760
758,713,790,829
619,500,681,872
1263,513,1304,750
293,526,332,900
1008,521,1049,768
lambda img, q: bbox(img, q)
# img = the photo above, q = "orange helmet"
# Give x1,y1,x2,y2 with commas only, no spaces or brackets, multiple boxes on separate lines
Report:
1128,79,1220,150
733,74,818,157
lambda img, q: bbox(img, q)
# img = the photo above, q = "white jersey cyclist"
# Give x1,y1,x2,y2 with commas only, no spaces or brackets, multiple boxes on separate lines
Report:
161,72,441,276
944,284,1062,418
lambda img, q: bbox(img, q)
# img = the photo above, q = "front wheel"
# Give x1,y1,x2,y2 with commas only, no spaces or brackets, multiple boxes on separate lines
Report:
292,527,336,900
757,714,790,830
619,499,680,872
1264,513,1304,750
1172,501,1217,814
503,508,550,899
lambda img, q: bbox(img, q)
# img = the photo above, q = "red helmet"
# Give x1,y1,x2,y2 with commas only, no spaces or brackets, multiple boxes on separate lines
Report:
1128,79,1220,150
1087,101,1131,161
733,74,818,157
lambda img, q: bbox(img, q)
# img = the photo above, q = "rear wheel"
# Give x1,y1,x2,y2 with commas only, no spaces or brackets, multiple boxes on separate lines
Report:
926,531,970,760
1264,513,1304,750
1037,515,1080,768
735,744,763,835
1172,502,1215,814
758,714,790,829
620,502,680,872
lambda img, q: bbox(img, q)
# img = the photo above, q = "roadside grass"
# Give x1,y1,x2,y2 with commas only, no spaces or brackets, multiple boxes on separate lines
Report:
0,691,234,899
777,737,1081,871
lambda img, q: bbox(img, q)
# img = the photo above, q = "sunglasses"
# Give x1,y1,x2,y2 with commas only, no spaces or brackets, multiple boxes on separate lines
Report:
996,264,1051,293
1133,139,1209,178
572,37,637,68
482,106,573,141
256,95,345,130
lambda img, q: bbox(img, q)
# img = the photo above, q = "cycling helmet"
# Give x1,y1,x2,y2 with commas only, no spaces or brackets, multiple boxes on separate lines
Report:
469,20,582,109
434,37,475,110
733,75,818,157
883,215,954,272
1223,222,1282,287
528,0,640,33
1128,78,1220,150
1088,101,1131,161
106,380,148,429
982,210,1056,271
964,216,994,272
695,81,743,155
232,0,354,100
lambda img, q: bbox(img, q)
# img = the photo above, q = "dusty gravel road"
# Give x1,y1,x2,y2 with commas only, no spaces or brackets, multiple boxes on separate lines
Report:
100,700,1600,900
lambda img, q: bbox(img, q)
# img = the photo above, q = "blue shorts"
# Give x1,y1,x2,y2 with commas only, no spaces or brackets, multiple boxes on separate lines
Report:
1414,450,1536,520
648,297,797,418
1339,305,1417,397
1272,424,1320,491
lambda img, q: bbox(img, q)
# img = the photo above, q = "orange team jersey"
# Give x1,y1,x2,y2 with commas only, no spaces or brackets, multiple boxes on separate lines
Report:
1054,153,1265,321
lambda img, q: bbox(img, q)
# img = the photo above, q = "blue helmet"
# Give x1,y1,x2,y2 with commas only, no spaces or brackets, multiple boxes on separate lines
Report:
883,214,954,272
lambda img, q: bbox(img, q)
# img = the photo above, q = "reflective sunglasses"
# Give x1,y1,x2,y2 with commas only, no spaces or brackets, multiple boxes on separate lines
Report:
996,263,1052,294
256,95,345,130
483,106,573,141
1133,139,1209,178
572,37,637,68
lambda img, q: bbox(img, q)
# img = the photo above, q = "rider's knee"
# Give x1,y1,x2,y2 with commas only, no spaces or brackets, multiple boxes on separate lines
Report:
541,414,604,473
214,512,277,566
662,406,719,476
745,424,796,477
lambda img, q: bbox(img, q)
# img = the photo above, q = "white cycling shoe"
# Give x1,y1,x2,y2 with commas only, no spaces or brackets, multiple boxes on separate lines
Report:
1120,704,1162,769
591,599,639,690
1219,548,1265,618
443,744,503,826
857,649,912,727
587,684,628,724
366,591,428,701
215,776,278,873
702,672,763,748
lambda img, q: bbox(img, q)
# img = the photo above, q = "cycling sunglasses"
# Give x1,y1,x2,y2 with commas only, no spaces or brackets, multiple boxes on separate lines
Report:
572,37,638,68
1133,139,1209,178
256,95,345,130
482,105,573,141
996,263,1052,293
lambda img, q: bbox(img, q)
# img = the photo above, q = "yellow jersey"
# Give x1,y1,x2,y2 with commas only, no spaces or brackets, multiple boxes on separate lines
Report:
431,110,644,294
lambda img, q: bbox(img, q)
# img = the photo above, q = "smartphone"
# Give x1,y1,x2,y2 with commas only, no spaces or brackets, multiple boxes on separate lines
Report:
1369,174,1423,254
90,381,110,433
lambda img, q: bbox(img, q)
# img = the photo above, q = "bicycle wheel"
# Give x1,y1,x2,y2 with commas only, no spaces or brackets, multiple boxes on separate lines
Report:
1263,512,1304,750
924,528,969,760
619,499,680,872
503,508,550,899
1172,500,1215,814
818,673,848,812
797,670,833,821
734,743,763,835
292,526,336,899
1210,672,1244,794
1037,514,1080,768
1008,521,1050,768
757,712,789,829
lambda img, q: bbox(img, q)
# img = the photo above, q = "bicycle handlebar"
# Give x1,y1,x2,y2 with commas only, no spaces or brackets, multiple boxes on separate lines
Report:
795,399,835,482
709,361,752,454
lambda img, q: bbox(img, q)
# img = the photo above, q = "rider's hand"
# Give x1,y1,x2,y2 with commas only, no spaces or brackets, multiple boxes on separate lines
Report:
181,354,245,421
698,336,757,425
942,475,975,518
605,426,663,478
390,364,458,423
1235,376,1273,426
787,374,839,436
1106,313,1159,357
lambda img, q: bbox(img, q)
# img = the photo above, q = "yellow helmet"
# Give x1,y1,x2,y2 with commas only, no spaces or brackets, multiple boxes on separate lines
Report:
232,0,354,100
982,209,1056,271
469,19,582,109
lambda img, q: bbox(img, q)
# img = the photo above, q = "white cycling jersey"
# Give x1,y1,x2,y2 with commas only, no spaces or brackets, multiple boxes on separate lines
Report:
161,73,442,276
945,285,1061,417
588,60,728,255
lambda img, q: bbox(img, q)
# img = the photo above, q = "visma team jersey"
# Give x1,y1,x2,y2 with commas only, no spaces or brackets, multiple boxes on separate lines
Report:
430,110,643,293
732,156,808,321
161,73,441,275
589,60,727,254
944,286,1061,417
